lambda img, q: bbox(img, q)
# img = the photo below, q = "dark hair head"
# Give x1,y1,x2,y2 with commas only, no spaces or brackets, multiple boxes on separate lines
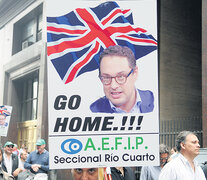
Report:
99,45,136,73
176,131,197,152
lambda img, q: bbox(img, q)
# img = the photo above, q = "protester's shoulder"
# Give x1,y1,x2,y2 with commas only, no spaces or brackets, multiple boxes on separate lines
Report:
11,153,19,160
124,167,136,179
141,166,149,171
11,153,18,157
45,150,49,155
163,157,180,171
141,166,159,174
29,150,37,156
202,163,207,173
124,167,133,173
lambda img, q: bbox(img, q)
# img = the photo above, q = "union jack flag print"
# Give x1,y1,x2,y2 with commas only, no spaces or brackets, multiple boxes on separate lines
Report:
0,106,11,117
47,1,157,84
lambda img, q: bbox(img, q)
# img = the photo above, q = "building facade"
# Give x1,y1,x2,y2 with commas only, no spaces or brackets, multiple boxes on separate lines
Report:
0,0,48,152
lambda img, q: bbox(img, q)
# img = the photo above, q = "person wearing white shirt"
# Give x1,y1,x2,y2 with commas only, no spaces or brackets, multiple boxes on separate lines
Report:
159,131,206,180
1,141,23,180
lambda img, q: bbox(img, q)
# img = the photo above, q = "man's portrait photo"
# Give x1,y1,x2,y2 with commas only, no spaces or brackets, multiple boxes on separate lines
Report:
90,45,154,114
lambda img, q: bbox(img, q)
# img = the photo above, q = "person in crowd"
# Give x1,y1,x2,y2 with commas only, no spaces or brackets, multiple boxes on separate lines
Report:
0,147,15,180
1,141,22,179
18,150,30,180
202,162,207,179
12,144,19,156
19,144,25,155
170,146,176,155
72,168,98,180
140,144,170,180
110,167,136,180
90,45,154,113
0,148,4,180
159,131,206,180
24,139,49,179
168,146,178,162
19,150,27,170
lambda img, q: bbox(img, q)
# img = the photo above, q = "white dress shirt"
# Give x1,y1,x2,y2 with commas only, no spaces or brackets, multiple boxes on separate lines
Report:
3,153,13,175
159,153,206,180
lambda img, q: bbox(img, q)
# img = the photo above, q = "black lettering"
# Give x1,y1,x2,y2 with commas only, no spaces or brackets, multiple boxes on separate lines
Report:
54,118,68,132
69,117,82,132
72,157,77,163
68,95,81,109
59,157,65,163
54,156,59,164
82,117,102,131
54,95,67,110
102,116,114,131
149,155,155,161
66,157,71,163
122,153,129,161
105,154,110,162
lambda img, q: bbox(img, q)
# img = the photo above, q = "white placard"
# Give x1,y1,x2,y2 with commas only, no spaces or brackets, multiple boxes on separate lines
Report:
47,0,159,169
0,105,12,137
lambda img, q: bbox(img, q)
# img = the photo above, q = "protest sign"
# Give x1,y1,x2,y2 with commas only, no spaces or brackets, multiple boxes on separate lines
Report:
0,105,12,137
47,0,159,169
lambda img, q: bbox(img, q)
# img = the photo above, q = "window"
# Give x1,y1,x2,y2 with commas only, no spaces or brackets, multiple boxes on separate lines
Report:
14,71,39,122
37,13,42,41
21,75,38,121
22,19,35,44
12,4,43,54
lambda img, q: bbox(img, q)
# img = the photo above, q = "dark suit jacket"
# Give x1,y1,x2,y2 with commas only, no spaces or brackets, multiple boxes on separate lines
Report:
110,167,136,180
202,163,207,179
90,89,154,113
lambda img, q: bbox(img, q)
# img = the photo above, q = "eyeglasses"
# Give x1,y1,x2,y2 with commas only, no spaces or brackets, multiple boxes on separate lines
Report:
99,69,134,85
7,145,14,148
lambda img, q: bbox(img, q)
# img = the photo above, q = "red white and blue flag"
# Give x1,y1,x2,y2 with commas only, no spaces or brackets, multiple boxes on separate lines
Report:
0,106,11,117
47,1,157,84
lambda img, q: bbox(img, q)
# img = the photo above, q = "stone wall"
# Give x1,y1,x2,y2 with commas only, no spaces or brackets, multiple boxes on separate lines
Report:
159,0,201,121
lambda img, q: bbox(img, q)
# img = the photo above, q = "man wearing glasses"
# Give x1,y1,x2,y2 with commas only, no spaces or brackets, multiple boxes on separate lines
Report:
90,45,154,113
1,141,23,179
140,144,169,180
